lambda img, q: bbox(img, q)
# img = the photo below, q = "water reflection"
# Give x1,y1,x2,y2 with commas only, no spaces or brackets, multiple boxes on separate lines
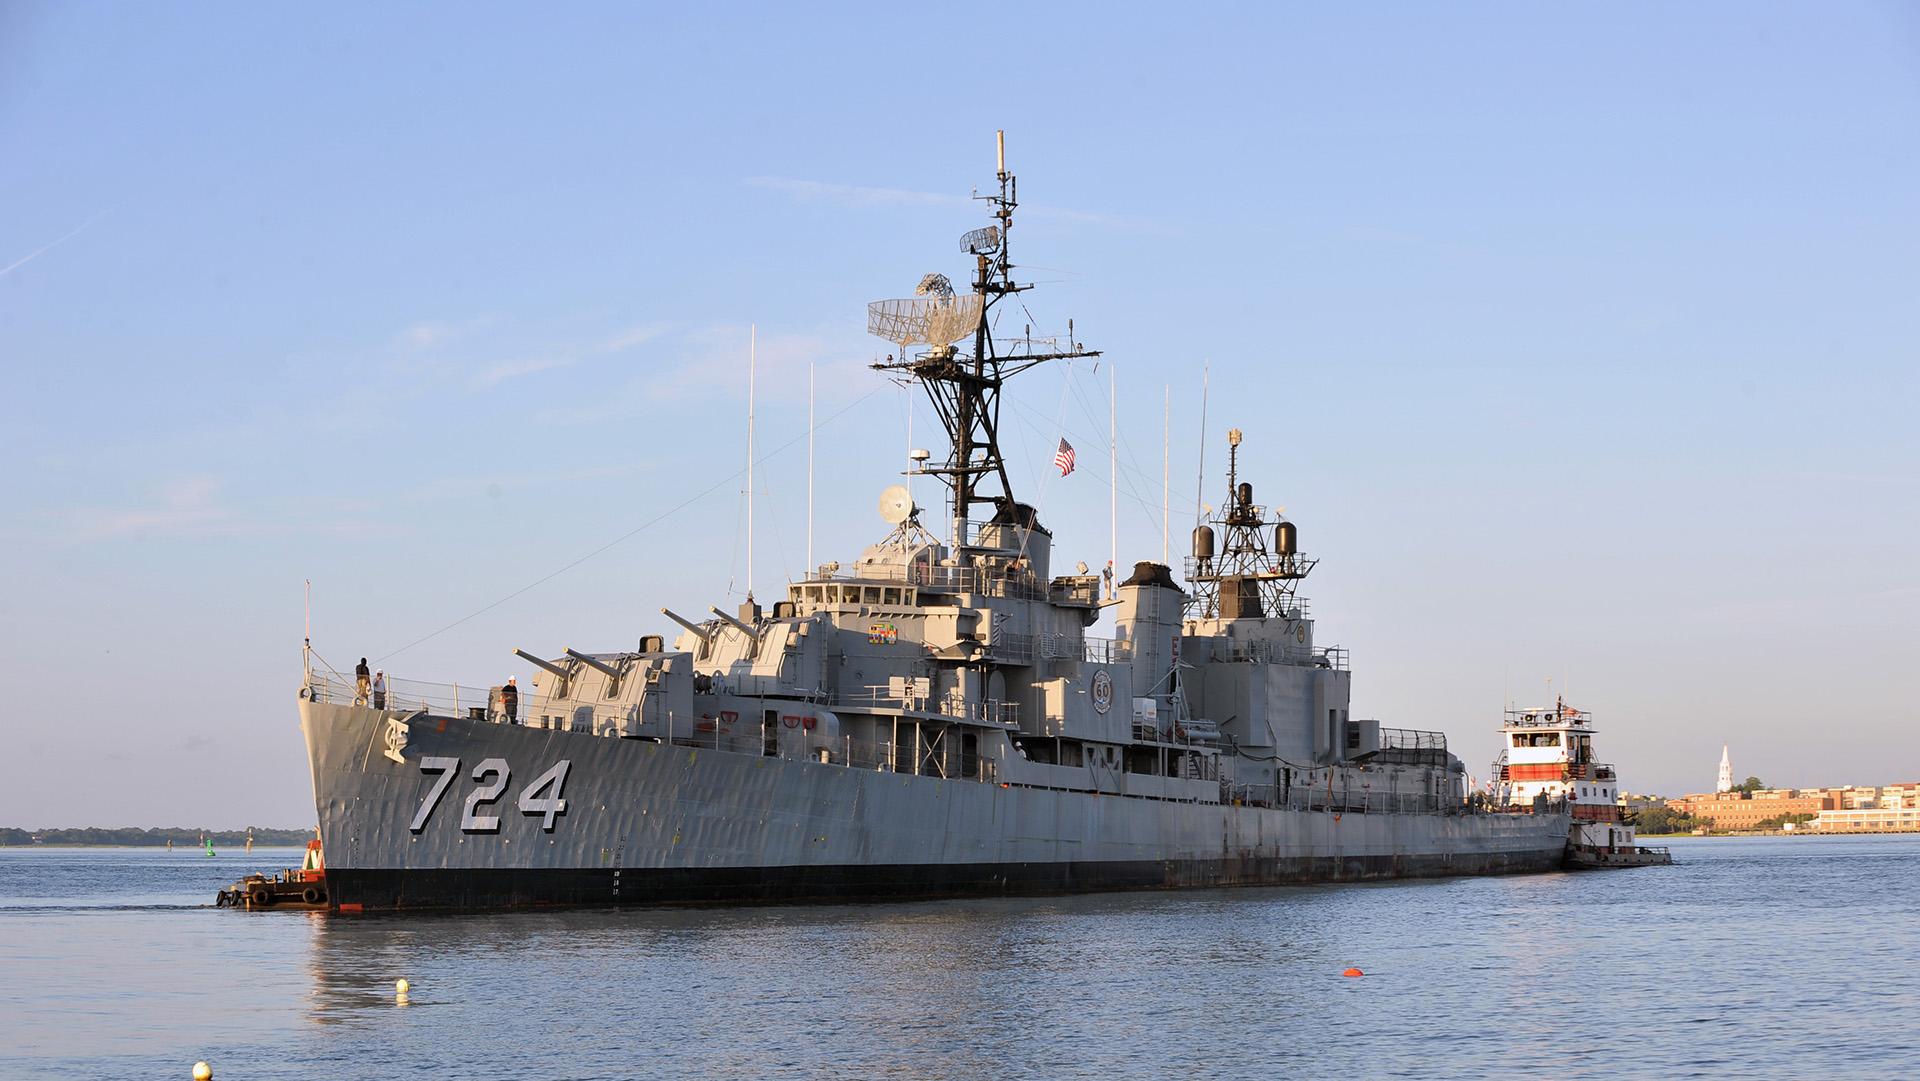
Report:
6,840,1917,1079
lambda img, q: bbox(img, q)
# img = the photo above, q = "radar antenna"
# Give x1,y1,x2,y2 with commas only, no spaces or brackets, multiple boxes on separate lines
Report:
1184,428,1317,619
869,130,1101,549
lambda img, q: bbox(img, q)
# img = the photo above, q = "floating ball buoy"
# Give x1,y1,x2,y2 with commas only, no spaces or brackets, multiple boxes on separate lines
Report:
192,1063,212,1080
395,978,410,995
1342,967,1364,978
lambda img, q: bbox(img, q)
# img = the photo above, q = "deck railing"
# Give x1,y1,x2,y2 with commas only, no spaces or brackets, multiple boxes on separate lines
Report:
1204,637,1347,671
306,670,1532,816
1220,781,1509,816
1378,727,1447,753
305,671,649,733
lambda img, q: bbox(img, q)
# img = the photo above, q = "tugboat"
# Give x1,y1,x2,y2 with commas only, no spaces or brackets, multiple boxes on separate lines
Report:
1492,697,1672,868
215,838,329,909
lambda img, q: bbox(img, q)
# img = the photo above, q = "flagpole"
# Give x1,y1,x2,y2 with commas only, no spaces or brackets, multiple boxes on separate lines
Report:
807,360,815,576
1162,385,1170,566
1109,363,1117,598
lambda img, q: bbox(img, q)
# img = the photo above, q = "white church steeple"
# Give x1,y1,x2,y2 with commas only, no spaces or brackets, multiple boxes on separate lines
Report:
1717,744,1733,793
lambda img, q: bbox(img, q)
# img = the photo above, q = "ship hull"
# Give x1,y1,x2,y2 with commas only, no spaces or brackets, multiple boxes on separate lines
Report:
304,700,1570,911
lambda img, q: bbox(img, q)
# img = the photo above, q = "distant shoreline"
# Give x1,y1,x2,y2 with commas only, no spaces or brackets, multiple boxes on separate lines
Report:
0,827,317,847
1648,828,1920,839
0,840,311,848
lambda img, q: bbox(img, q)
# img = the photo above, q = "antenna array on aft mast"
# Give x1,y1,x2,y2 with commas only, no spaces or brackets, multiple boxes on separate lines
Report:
1184,428,1316,620
868,130,1101,548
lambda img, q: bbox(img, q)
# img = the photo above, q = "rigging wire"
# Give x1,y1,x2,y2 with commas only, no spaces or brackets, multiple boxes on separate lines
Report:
374,383,888,664
1005,394,1163,529
1065,363,1159,522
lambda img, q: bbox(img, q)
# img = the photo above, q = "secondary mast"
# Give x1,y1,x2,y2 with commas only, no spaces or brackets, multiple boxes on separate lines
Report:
1185,428,1316,619
746,323,756,607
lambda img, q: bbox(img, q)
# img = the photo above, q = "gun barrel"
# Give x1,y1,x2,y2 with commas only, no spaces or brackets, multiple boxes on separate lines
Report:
511,648,569,678
708,606,761,642
659,608,711,643
563,648,620,678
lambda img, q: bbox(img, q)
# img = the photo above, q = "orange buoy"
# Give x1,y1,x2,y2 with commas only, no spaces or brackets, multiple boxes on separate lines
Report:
1342,967,1364,978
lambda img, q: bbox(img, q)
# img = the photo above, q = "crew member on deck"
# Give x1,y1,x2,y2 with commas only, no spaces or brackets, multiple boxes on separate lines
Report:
502,677,519,724
356,658,371,704
372,670,386,710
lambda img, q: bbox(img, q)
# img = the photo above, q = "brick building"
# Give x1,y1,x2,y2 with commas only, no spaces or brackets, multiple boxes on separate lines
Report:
1668,789,1834,830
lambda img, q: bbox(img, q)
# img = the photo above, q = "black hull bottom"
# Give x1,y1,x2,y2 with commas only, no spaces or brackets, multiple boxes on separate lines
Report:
327,851,1568,912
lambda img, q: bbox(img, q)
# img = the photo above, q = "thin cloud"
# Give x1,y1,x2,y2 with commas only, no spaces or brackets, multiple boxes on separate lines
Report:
417,321,670,391
53,475,242,541
472,354,574,389
396,317,494,350
746,175,1179,237
745,176,969,210
1,206,115,277
598,323,668,352
534,323,874,425
50,476,387,542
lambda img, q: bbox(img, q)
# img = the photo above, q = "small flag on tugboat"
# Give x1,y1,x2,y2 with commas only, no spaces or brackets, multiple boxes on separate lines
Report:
1053,437,1076,476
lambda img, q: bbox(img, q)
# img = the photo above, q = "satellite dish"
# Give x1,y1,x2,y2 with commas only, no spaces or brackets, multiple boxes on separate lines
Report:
877,484,915,525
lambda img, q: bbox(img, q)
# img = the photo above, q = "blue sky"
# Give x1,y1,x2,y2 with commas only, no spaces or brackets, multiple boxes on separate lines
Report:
3,3,1915,826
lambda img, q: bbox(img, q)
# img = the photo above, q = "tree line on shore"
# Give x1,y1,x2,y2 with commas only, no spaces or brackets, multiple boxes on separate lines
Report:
0,826,316,847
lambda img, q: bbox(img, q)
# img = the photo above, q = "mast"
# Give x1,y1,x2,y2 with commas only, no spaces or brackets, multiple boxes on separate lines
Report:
869,130,1101,548
807,359,815,574
1193,361,1208,528
1185,427,1316,619
746,323,756,604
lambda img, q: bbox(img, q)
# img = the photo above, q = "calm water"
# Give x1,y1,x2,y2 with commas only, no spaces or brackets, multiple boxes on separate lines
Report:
1,835,1915,1080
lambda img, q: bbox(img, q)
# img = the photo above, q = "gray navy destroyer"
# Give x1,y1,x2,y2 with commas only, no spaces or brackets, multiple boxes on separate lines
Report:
297,135,1570,911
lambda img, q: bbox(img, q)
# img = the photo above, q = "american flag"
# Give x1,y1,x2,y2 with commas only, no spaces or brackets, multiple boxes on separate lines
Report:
1053,437,1076,477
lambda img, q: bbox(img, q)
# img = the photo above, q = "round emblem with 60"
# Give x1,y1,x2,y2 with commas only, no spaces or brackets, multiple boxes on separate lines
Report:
1090,670,1113,714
